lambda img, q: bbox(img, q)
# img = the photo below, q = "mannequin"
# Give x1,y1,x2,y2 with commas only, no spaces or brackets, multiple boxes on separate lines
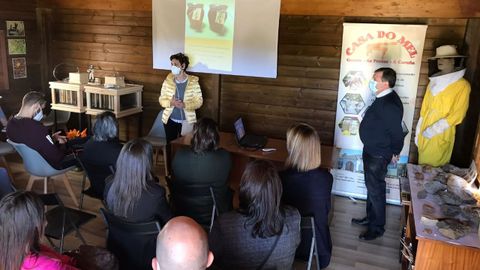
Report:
415,45,471,167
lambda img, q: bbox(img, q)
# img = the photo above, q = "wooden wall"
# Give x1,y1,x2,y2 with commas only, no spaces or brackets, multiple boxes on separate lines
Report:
38,0,480,18
220,17,468,163
0,0,42,117
39,7,471,162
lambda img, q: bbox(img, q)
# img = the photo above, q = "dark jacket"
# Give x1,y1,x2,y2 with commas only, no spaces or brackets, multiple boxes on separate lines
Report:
7,117,65,169
80,139,122,198
280,167,333,269
209,207,301,270
171,148,232,227
359,91,404,159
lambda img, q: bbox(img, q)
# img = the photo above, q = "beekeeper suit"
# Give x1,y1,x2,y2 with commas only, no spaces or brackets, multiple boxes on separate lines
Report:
415,45,471,167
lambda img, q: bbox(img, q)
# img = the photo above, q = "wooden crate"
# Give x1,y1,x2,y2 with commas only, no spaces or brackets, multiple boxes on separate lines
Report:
84,84,143,118
49,81,87,113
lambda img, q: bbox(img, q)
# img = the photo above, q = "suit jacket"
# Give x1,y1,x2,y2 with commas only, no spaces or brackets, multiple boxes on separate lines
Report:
280,167,333,269
209,207,301,270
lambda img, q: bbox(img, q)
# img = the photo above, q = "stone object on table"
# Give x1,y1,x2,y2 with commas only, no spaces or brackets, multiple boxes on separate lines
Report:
447,174,477,204
421,216,438,227
441,205,461,218
432,194,445,205
438,190,463,206
461,206,480,228
433,172,448,184
424,181,447,194
415,172,424,180
422,165,433,173
417,189,428,199
437,219,471,240
422,203,435,216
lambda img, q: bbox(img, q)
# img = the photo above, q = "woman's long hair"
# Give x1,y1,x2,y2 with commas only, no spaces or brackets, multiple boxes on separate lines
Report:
0,191,44,270
190,117,219,154
285,123,322,172
238,160,285,238
106,138,153,218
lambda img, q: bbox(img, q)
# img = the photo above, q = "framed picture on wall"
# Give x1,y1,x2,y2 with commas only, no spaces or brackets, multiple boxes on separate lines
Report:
6,21,25,37
7,39,26,55
12,57,27,79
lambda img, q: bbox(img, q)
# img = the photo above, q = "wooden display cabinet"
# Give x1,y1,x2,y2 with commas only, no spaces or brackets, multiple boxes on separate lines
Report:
49,81,87,113
84,84,143,118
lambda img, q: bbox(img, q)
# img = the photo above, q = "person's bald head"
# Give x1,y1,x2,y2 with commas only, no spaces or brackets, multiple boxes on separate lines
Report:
152,216,213,270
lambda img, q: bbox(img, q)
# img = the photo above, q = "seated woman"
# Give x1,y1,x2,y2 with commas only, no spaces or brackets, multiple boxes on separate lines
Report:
104,139,172,269
280,123,333,269
105,138,172,224
80,111,123,198
209,160,300,270
0,191,78,270
171,117,232,228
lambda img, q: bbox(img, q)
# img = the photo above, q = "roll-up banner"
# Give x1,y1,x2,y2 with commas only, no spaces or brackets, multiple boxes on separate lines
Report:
332,23,428,204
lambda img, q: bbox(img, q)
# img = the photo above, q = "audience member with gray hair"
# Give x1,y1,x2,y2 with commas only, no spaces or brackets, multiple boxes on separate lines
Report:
152,216,213,270
80,111,123,198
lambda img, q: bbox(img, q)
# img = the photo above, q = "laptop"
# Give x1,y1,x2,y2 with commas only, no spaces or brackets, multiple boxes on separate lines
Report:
233,117,267,149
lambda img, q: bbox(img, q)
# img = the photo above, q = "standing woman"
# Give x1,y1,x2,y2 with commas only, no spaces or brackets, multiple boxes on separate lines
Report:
159,53,203,142
280,123,333,269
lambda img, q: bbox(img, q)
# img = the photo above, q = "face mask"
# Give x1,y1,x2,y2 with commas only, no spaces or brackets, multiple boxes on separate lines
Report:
33,110,43,121
368,80,378,94
171,65,182,75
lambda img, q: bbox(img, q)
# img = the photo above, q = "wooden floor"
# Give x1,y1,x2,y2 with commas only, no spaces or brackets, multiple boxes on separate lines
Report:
5,154,402,270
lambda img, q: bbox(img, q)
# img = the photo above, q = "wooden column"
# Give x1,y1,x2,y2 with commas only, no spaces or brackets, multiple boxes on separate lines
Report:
451,19,480,167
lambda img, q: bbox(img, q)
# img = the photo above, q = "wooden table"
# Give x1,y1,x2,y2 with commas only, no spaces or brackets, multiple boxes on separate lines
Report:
171,132,334,206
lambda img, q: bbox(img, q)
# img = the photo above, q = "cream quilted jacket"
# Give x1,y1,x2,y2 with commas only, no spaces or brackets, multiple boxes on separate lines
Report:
158,73,203,124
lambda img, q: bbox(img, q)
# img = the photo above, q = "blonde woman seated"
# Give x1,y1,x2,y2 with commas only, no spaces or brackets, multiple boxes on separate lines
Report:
280,123,333,269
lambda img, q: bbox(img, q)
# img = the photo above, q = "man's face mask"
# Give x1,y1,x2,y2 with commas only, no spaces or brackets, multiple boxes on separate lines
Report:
33,109,43,121
368,80,378,94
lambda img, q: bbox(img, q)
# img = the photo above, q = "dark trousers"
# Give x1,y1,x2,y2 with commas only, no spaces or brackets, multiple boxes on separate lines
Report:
164,118,182,144
363,151,389,234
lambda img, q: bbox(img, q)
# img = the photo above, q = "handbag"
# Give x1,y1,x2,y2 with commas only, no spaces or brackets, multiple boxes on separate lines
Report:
70,245,119,270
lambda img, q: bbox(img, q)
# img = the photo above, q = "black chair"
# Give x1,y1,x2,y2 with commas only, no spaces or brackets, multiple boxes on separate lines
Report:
0,167,15,199
300,216,321,270
166,176,219,231
100,208,161,270
40,193,96,253
77,154,114,209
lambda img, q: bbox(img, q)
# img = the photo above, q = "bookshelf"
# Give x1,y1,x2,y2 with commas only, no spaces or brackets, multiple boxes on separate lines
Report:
49,81,87,113
84,84,143,118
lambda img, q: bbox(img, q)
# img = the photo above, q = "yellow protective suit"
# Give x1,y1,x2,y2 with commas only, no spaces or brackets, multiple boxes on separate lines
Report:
417,69,470,166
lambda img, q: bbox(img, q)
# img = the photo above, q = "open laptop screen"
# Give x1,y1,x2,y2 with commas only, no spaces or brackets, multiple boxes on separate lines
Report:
234,118,246,141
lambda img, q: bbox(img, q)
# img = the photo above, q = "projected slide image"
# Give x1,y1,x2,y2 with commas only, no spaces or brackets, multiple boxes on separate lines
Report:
185,0,235,72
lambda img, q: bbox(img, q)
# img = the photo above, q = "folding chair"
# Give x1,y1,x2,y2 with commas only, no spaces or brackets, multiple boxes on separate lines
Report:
100,208,161,270
166,176,219,232
39,193,96,253
301,216,321,270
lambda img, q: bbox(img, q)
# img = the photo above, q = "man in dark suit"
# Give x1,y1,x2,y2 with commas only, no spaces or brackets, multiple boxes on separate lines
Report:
352,67,404,240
